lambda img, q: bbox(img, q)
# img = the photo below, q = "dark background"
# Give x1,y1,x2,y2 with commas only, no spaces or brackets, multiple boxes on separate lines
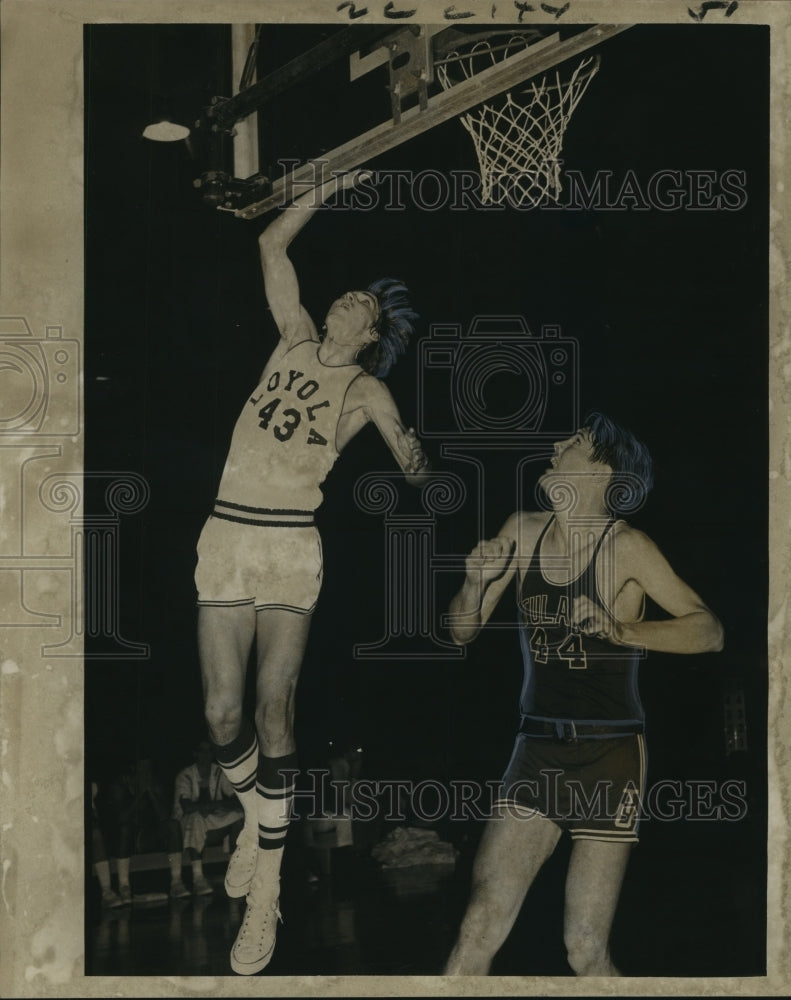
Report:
84,22,768,975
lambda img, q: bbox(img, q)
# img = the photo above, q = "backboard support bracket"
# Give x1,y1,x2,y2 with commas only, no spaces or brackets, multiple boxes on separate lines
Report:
208,22,633,220
386,25,434,123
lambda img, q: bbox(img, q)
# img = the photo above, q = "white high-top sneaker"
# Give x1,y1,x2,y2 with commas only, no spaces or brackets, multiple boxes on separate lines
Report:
224,826,259,899
230,875,282,975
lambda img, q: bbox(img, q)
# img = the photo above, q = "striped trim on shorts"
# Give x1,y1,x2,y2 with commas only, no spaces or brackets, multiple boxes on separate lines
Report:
495,731,647,843
211,499,315,527
195,503,323,613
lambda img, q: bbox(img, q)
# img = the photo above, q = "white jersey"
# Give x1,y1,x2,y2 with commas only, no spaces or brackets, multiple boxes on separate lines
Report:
214,339,363,515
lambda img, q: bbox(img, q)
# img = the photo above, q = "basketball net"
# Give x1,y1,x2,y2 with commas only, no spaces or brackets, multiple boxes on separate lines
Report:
436,35,599,207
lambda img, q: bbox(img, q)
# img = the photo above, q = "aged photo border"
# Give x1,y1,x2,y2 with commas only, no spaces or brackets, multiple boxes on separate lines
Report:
0,0,788,996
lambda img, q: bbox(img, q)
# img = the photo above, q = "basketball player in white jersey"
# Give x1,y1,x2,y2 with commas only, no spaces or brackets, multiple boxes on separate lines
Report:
195,170,429,974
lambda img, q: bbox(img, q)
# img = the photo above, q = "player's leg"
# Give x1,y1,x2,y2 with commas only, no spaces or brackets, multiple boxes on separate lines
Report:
252,606,312,870
199,604,260,820
444,806,562,975
230,606,313,975
253,606,312,753
563,838,632,975
199,603,256,746
199,603,263,901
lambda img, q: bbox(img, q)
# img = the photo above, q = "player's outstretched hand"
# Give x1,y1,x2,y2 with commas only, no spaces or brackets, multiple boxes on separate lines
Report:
465,537,516,585
395,425,430,476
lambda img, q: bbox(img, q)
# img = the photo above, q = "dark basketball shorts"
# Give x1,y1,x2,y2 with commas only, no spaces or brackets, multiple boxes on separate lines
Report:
195,511,323,614
494,731,647,842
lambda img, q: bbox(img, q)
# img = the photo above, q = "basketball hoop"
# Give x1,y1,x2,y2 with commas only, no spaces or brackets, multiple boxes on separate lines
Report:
436,33,599,207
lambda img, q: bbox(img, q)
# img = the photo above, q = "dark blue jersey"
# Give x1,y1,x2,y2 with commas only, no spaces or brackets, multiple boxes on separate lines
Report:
517,516,644,724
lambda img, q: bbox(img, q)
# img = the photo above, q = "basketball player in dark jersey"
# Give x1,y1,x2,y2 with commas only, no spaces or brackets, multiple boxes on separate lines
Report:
195,170,429,974
444,412,723,976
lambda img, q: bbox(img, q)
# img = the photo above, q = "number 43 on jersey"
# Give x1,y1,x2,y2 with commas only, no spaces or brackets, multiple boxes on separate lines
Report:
250,367,331,446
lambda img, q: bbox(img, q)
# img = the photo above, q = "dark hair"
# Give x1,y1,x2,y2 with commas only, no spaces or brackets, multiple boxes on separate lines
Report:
583,411,654,512
356,278,419,378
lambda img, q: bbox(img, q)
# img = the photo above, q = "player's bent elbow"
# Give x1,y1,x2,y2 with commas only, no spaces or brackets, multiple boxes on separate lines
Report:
708,616,725,653
693,612,724,653
449,627,474,647
258,230,288,259
447,612,478,646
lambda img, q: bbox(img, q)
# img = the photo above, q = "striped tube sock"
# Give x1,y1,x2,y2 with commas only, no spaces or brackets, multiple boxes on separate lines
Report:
212,720,259,822
255,753,298,883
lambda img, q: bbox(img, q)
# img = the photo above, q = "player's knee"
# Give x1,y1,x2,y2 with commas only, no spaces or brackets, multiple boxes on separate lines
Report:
203,699,242,743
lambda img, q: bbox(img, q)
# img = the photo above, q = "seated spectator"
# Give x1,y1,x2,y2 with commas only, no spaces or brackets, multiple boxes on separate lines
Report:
303,737,365,881
327,739,364,815
172,739,244,895
89,779,124,908
106,754,188,901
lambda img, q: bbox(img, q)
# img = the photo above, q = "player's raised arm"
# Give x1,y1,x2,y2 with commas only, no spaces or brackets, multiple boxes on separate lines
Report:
339,375,431,487
257,171,370,346
447,513,524,646
573,526,724,654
